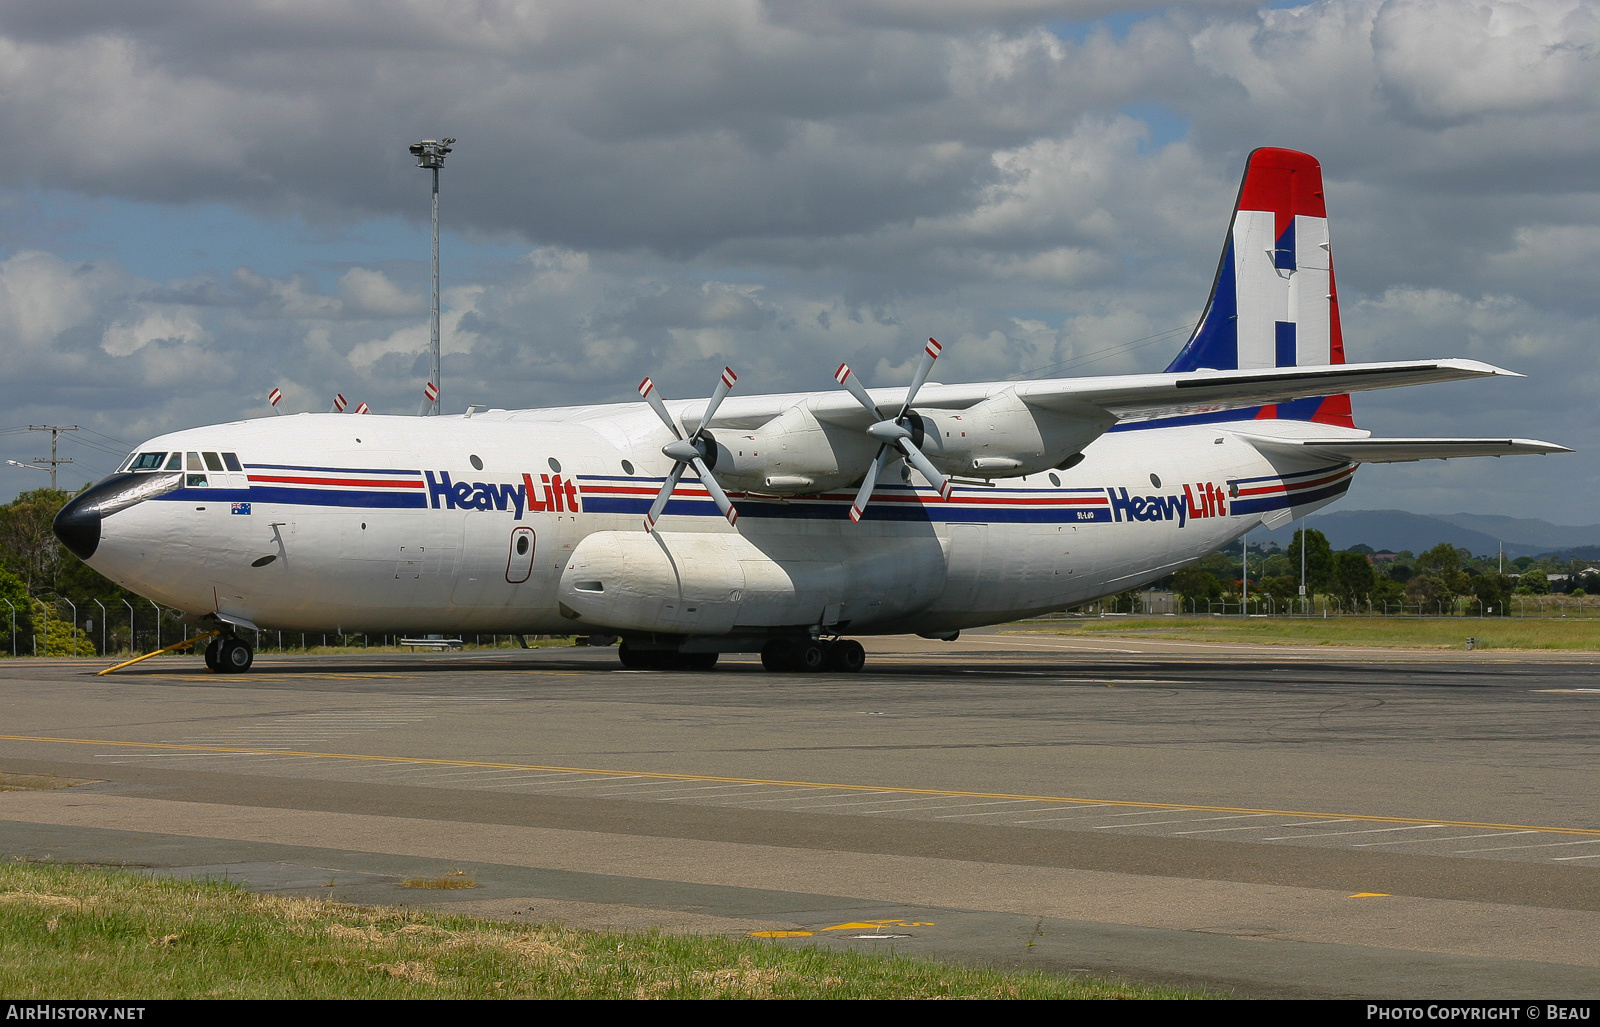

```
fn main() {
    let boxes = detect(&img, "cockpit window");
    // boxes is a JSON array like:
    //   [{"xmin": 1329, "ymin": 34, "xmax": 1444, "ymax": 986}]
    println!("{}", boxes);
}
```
[
  {"xmin": 165, "ymin": 453, "xmax": 182, "ymax": 470},
  {"xmin": 203, "ymin": 452, "xmax": 224, "ymax": 471},
  {"xmin": 129, "ymin": 452, "xmax": 168, "ymax": 471},
  {"xmin": 187, "ymin": 452, "xmax": 204, "ymax": 471},
  {"xmin": 222, "ymin": 453, "xmax": 242, "ymax": 471}
]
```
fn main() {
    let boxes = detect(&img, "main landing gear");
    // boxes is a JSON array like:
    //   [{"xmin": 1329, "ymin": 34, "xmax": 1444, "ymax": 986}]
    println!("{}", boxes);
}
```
[
  {"xmin": 203, "ymin": 634, "xmax": 254, "ymax": 674},
  {"xmin": 617, "ymin": 642, "xmax": 718, "ymax": 672},
  {"xmin": 614, "ymin": 636, "xmax": 866, "ymax": 673},
  {"xmin": 760, "ymin": 638, "xmax": 865, "ymax": 674}
]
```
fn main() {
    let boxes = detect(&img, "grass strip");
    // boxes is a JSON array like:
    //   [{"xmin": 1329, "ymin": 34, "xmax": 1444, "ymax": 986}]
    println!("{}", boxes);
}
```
[
  {"xmin": 0, "ymin": 862, "xmax": 1203, "ymax": 999},
  {"xmin": 1014, "ymin": 616, "xmax": 1600, "ymax": 651}
]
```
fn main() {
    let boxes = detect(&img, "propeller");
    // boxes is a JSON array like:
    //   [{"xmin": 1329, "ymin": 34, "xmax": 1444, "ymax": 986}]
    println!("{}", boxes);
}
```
[
  {"xmin": 834, "ymin": 338, "xmax": 953, "ymax": 523},
  {"xmin": 638, "ymin": 367, "xmax": 740, "ymax": 532}
]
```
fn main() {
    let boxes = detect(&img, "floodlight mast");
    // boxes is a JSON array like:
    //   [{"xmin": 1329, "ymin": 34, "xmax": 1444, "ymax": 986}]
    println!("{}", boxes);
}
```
[{"xmin": 409, "ymin": 137, "xmax": 455, "ymax": 415}]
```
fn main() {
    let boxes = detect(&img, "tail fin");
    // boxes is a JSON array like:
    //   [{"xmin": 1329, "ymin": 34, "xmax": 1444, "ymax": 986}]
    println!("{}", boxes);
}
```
[{"xmin": 1165, "ymin": 147, "xmax": 1353, "ymax": 428}]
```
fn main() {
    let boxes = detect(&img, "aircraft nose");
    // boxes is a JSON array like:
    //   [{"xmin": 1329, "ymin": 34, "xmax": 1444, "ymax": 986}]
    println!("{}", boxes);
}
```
[{"xmin": 54, "ymin": 491, "xmax": 102, "ymax": 560}]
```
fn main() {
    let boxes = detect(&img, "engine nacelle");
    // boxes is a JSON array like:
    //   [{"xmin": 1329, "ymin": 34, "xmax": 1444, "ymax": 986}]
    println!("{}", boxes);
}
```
[
  {"xmin": 916, "ymin": 390, "xmax": 1112, "ymax": 479},
  {"xmin": 710, "ymin": 405, "xmax": 879, "ymax": 495}
]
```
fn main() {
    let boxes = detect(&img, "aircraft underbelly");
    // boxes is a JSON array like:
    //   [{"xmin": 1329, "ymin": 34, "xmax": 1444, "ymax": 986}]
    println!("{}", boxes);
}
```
[{"xmin": 557, "ymin": 529, "xmax": 946, "ymax": 634}]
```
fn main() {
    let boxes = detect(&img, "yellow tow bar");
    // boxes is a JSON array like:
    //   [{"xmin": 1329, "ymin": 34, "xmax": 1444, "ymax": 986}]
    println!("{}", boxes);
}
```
[{"xmin": 96, "ymin": 630, "xmax": 221, "ymax": 676}]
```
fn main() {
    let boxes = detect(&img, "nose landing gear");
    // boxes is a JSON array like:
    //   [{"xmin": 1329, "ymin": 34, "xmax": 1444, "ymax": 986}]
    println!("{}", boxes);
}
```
[{"xmin": 204, "ymin": 634, "xmax": 254, "ymax": 674}]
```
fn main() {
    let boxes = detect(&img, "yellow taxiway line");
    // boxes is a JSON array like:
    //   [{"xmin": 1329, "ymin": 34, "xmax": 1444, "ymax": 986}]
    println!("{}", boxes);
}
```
[{"xmin": 1, "ymin": 732, "xmax": 1596, "ymax": 837}]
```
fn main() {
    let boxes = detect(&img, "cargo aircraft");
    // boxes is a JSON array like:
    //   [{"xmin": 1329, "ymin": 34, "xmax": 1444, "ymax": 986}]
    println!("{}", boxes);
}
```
[{"xmin": 54, "ymin": 149, "xmax": 1567, "ymax": 673}]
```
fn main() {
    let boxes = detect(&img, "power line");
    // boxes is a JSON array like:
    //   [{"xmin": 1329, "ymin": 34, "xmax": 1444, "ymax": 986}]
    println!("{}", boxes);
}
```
[{"xmin": 1003, "ymin": 321, "xmax": 1198, "ymax": 382}]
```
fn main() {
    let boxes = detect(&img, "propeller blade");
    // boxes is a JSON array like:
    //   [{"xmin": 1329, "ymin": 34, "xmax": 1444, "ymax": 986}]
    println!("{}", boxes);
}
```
[
  {"xmin": 643, "ymin": 463, "xmax": 686, "ymax": 533},
  {"xmin": 895, "ymin": 438, "xmax": 954, "ymax": 501},
  {"xmin": 691, "ymin": 367, "xmax": 737, "ymax": 438},
  {"xmin": 897, "ymin": 337, "xmax": 942, "ymax": 419},
  {"xmin": 849, "ymin": 445, "xmax": 893, "ymax": 524},
  {"xmin": 691, "ymin": 457, "xmax": 739, "ymax": 525},
  {"xmin": 638, "ymin": 377, "xmax": 684, "ymax": 440},
  {"xmin": 834, "ymin": 363, "xmax": 881, "ymax": 419}
]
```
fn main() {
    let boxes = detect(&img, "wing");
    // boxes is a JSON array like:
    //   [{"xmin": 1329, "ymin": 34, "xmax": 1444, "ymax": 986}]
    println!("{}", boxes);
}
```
[
  {"xmin": 505, "ymin": 358, "xmax": 1522, "ymax": 441},
  {"xmin": 1236, "ymin": 435, "xmax": 1571, "ymax": 463}
]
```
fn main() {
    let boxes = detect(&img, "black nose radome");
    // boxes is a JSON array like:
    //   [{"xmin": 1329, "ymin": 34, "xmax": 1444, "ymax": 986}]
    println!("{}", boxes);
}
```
[
  {"xmin": 53, "ymin": 490, "xmax": 102, "ymax": 560},
  {"xmin": 52, "ymin": 470, "xmax": 183, "ymax": 562}
]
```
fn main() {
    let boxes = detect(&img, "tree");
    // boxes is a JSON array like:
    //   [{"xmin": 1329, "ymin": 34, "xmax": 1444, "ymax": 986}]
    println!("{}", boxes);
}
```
[
  {"xmin": 1330, "ymin": 551, "xmax": 1376, "ymax": 607},
  {"xmin": 1516, "ymin": 568, "xmax": 1550, "ymax": 595},
  {"xmin": 1408, "ymin": 542, "xmax": 1472, "ymax": 613},
  {"xmin": 1173, "ymin": 567, "xmax": 1223, "ymax": 610},
  {"xmin": 1287, "ymin": 528, "xmax": 1333, "ymax": 592},
  {"xmin": 0, "ymin": 488, "xmax": 130, "ymax": 604},
  {"xmin": 0, "ymin": 569, "xmax": 30, "ymax": 653}
]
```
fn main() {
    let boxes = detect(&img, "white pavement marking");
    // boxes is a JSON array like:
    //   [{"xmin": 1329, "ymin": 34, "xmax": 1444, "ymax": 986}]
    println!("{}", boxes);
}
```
[
  {"xmin": 1354, "ymin": 831, "xmax": 1538, "ymax": 848},
  {"xmin": 1103, "ymin": 813, "xmax": 1274, "ymax": 831},
  {"xmin": 1458, "ymin": 838, "xmax": 1600, "ymax": 854},
  {"xmin": 1262, "ymin": 824, "xmax": 1445, "ymax": 841}
]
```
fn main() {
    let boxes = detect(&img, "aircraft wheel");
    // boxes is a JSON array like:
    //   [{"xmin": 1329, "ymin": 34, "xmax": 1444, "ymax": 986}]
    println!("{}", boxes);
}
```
[
  {"xmin": 795, "ymin": 641, "xmax": 827, "ymax": 673},
  {"xmin": 203, "ymin": 637, "xmax": 223, "ymax": 672},
  {"xmin": 760, "ymin": 639, "xmax": 795, "ymax": 672},
  {"xmin": 618, "ymin": 641, "xmax": 652, "ymax": 669},
  {"xmin": 827, "ymin": 639, "xmax": 866, "ymax": 673},
  {"xmin": 674, "ymin": 652, "xmax": 718, "ymax": 672},
  {"xmin": 218, "ymin": 637, "xmax": 253, "ymax": 674}
]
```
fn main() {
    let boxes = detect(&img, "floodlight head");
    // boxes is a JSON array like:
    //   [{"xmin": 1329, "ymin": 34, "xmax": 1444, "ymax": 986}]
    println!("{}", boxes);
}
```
[{"xmin": 409, "ymin": 138, "xmax": 454, "ymax": 170}]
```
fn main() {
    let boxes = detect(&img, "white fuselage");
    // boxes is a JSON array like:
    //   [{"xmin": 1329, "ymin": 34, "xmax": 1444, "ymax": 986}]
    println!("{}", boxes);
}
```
[{"xmin": 81, "ymin": 408, "xmax": 1353, "ymax": 638}]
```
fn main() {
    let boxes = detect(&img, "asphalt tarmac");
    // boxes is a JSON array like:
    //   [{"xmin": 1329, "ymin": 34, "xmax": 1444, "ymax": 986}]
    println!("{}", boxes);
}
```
[{"xmin": 1, "ymin": 629, "xmax": 1597, "ymax": 998}]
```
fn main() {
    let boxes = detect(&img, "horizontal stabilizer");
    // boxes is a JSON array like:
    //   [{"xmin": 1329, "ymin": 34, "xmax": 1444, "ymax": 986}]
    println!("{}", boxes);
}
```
[{"xmin": 1237, "ymin": 435, "xmax": 1570, "ymax": 463}]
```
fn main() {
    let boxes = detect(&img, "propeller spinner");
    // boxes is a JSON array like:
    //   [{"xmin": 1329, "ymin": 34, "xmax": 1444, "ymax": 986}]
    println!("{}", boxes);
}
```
[
  {"xmin": 638, "ymin": 367, "xmax": 740, "ymax": 532},
  {"xmin": 834, "ymin": 338, "xmax": 954, "ymax": 523}
]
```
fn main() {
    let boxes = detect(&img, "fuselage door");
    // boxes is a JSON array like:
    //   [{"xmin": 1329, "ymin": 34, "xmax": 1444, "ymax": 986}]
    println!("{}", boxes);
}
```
[{"xmin": 505, "ymin": 527, "xmax": 536, "ymax": 584}]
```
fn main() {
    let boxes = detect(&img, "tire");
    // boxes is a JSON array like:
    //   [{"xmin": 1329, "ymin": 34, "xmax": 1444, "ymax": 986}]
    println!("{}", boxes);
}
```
[
  {"xmin": 219, "ymin": 637, "xmax": 253, "ymax": 673},
  {"xmin": 795, "ymin": 641, "xmax": 827, "ymax": 673},
  {"xmin": 827, "ymin": 639, "xmax": 866, "ymax": 672},
  {"xmin": 674, "ymin": 652, "xmax": 719, "ymax": 672},
  {"xmin": 203, "ymin": 637, "xmax": 223, "ymax": 672},
  {"xmin": 760, "ymin": 639, "xmax": 795, "ymax": 672},
  {"xmin": 618, "ymin": 641, "xmax": 649, "ymax": 668}
]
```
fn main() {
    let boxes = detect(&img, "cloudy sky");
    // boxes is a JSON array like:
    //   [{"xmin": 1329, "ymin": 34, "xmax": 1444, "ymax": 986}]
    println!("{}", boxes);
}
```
[{"xmin": 0, "ymin": 0, "xmax": 1594, "ymax": 521}]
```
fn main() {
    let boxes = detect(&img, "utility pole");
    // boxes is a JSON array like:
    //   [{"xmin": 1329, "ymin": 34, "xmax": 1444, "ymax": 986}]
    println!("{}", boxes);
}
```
[
  {"xmin": 409, "ymin": 137, "xmax": 455, "ymax": 416},
  {"xmin": 1299, "ymin": 516, "xmax": 1308, "ymax": 616},
  {"xmin": 1242, "ymin": 530, "xmax": 1249, "ymax": 615},
  {"xmin": 21, "ymin": 425, "xmax": 78, "ymax": 490}
]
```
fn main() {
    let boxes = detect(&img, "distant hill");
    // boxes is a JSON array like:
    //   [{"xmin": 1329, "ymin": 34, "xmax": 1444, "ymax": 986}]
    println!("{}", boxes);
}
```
[{"xmin": 1251, "ymin": 510, "xmax": 1600, "ymax": 560}]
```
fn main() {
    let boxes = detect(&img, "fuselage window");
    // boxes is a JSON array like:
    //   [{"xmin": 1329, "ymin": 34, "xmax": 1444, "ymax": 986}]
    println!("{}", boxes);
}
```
[
  {"xmin": 621, "ymin": 460, "xmax": 635, "ymax": 476},
  {"xmin": 548, "ymin": 457, "xmax": 561, "ymax": 473},
  {"xmin": 222, "ymin": 453, "xmax": 242, "ymax": 472},
  {"xmin": 203, "ymin": 452, "xmax": 225, "ymax": 472},
  {"xmin": 130, "ymin": 452, "xmax": 168, "ymax": 471}
]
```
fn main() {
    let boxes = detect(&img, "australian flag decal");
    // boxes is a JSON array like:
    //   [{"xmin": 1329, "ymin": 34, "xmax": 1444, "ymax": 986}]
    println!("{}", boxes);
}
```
[{"xmin": 231, "ymin": 502, "xmax": 251, "ymax": 515}]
